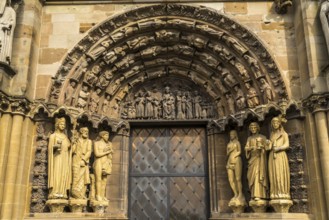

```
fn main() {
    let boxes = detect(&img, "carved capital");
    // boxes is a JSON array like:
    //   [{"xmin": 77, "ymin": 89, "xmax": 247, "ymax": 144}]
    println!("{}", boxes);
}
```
[
  {"xmin": 302, "ymin": 93, "xmax": 329, "ymax": 113},
  {"xmin": 0, "ymin": 92, "xmax": 31, "ymax": 114}
]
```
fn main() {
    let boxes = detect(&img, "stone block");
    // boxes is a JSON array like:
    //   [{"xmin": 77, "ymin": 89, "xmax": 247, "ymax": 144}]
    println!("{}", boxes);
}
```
[
  {"xmin": 52, "ymin": 13, "xmax": 75, "ymax": 22},
  {"xmin": 94, "ymin": 4, "xmax": 116, "ymax": 11},
  {"xmin": 39, "ymin": 48, "xmax": 67, "ymax": 64},
  {"xmin": 224, "ymin": 3, "xmax": 247, "ymax": 14},
  {"xmin": 48, "ymin": 35, "xmax": 68, "ymax": 48},
  {"xmin": 40, "ymin": 23, "xmax": 53, "ymax": 35},
  {"xmin": 37, "ymin": 63, "xmax": 61, "ymax": 76},
  {"xmin": 79, "ymin": 23, "xmax": 95, "ymax": 34},
  {"xmin": 247, "ymin": 2, "xmax": 269, "ymax": 15},
  {"xmin": 52, "ymin": 22, "xmax": 79, "ymax": 35},
  {"xmin": 35, "ymin": 75, "xmax": 52, "ymax": 99}
]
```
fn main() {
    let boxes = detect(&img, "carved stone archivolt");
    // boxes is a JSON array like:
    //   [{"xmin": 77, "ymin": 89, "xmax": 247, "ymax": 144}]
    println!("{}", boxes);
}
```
[{"xmin": 46, "ymin": 4, "xmax": 288, "ymax": 122}]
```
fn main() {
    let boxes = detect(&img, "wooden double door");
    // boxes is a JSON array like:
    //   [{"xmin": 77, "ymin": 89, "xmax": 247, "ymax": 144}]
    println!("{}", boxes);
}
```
[{"xmin": 129, "ymin": 127, "xmax": 209, "ymax": 220}]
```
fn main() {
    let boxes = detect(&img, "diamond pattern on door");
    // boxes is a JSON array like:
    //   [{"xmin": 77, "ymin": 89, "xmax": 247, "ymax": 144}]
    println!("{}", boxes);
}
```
[
  {"xmin": 169, "ymin": 128, "xmax": 205, "ymax": 174},
  {"xmin": 131, "ymin": 128, "xmax": 168, "ymax": 174},
  {"xmin": 129, "ymin": 127, "xmax": 208, "ymax": 220},
  {"xmin": 130, "ymin": 177, "xmax": 168, "ymax": 220},
  {"xmin": 169, "ymin": 177, "xmax": 207, "ymax": 220}
]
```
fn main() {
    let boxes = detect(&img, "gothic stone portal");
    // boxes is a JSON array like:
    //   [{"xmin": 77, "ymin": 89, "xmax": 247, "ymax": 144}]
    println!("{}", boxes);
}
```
[{"xmin": 129, "ymin": 127, "xmax": 208, "ymax": 220}]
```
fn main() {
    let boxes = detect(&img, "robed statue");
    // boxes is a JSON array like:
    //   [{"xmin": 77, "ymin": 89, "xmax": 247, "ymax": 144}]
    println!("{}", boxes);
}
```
[
  {"xmin": 245, "ymin": 122, "xmax": 268, "ymax": 202},
  {"xmin": 48, "ymin": 117, "xmax": 72, "ymax": 199},
  {"xmin": 71, "ymin": 127, "xmax": 92, "ymax": 199},
  {"xmin": 0, "ymin": 0, "xmax": 16, "ymax": 65},
  {"xmin": 268, "ymin": 116, "xmax": 291, "ymax": 200}
]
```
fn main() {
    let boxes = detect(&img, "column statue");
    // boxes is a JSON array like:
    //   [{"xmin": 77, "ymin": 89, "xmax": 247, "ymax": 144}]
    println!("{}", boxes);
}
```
[
  {"xmin": 267, "ymin": 116, "xmax": 293, "ymax": 212},
  {"xmin": 320, "ymin": 1, "xmax": 329, "ymax": 57},
  {"xmin": 92, "ymin": 131, "xmax": 113, "ymax": 202},
  {"xmin": 69, "ymin": 127, "xmax": 92, "ymax": 212},
  {"xmin": 71, "ymin": 127, "xmax": 92, "ymax": 199},
  {"xmin": 245, "ymin": 122, "xmax": 269, "ymax": 212},
  {"xmin": 46, "ymin": 117, "xmax": 72, "ymax": 212},
  {"xmin": 0, "ymin": 1, "xmax": 16, "ymax": 65},
  {"xmin": 226, "ymin": 130, "xmax": 246, "ymax": 213}
]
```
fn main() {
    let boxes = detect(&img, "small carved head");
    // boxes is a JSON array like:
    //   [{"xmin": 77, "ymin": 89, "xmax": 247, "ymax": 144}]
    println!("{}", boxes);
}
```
[
  {"xmin": 55, "ymin": 117, "xmax": 66, "ymax": 131},
  {"xmin": 229, "ymin": 130, "xmax": 238, "ymax": 140},
  {"xmin": 249, "ymin": 122, "xmax": 260, "ymax": 134},
  {"xmin": 99, "ymin": 131, "xmax": 109, "ymax": 142},
  {"xmin": 79, "ymin": 127, "xmax": 89, "ymax": 139}
]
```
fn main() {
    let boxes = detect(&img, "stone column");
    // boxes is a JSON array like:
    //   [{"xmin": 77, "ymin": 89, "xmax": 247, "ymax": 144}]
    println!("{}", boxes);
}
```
[
  {"xmin": 12, "ymin": 117, "xmax": 35, "ymax": 219},
  {"xmin": 119, "ymin": 127, "xmax": 129, "ymax": 215},
  {"xmin": 207, "ymin": 124, "xmax": 219, "ymax": 217},
  {"xmin": 0, "ymin": 114, "xmax": 13, "ymax": 206},
  {"xmin": 314, "ymin": 109, "xmax": 329, "ymax": 215},
  {"xmin": 0, "ymin": 114, "xmax": 24, "ymax": 219}
]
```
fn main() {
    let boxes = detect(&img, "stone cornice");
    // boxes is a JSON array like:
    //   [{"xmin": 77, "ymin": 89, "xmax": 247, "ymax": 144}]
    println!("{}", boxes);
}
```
[{"xmin": 302, "ymin": 93, "xmax": 329, "ymax": 113}]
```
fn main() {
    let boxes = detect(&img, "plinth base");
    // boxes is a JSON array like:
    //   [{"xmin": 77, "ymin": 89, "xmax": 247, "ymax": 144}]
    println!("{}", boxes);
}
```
[
  {"xmin": 270, "ymin": 199, "xmax": 293, "ymax": 213},
  {"xmin": 249, "ymin": 199, "xmax": 268, "ymax": 213},
  {"xmin": 228, "ymin": 198, "xmax": 247, "ymax": 213},
  {"xmin": 68, "ymin": 199, "xmax": 87, "ymax": 213},
  {"xmin": 46, "ymin": 199, "xmax": 68, "ymax": 213},
  {"xmin": 90, "ymin": 200, "xmax": 109, "ymax": 213}
]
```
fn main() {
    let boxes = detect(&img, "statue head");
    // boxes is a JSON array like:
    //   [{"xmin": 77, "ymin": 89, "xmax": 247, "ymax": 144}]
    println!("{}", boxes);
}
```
[
  {"xmin": 229, "ymin": 130, "xmax": 238, "ymax": 140},
  {"xmin": 249, "ymin": 122, "xmax": 259, "ymax": 134},
  {"xmin": 79, "ymin": 127, "xmax": 89, "ymax": 139},
  {"xmin": 99, "ymin": 131, "xmax": 109, "ymax": 142},
  {"xmin": 55, "ymin": 117, "xmax": 66, "ymax": 132},
  {"xmin": 271, "ymin": 117, "xmax": 282, "ymax": 131}
]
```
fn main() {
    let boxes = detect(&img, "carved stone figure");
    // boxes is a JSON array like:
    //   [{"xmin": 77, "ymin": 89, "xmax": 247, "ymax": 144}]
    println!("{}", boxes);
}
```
[
  {"xmin": 208, "ymin": 43, "xmax": 233, "ymax": 62},
  {"xmin": 193, "ymin": 90, "xmax": 202, "ymax": 119},
  {"xmin": 135, "ymin": 92, "xmax": 145, "ymax": 119},
  {"xmin": 71, "ymin": 58, "xmax": 90, "ymax": 82},
  {"xmin": 76, "ymin": 85, "xmax": 90, "ymax": 110},
  {"xmin": 71, "ymin": 127, "xmax": 92, "ymax": 199},
  {"xmin": 155, "ymin": 30, "xmax": 180, "ymax": 42},
  {"xmin": 216, "ymin": 98, "xmax": 225, "ymax": 117},
  {"xmin": 144, "ymin": 91, "xmax": 153, "ymax": 119},
  {"xmin": 245, "ymin": 82, "xmax": 260, "ymax": 108},
  {"xmin": 195, "ymin": 24, "xmax": 224, "ymax": 39},
  {"xmin": 110, "ymin": 98, "xmax": 121, "ymax": 118},
  {"xmin": 102, "ymin": 94, "xmax": 111, "ymax": 115},
  {"xmin": 321, "ymin": 1, "xmax": 329, "ymax": 57},
  {"xmin": 234, "ymin": 86, "xmax": 246, "ymax": 110},
  {"xmin": 245, "ymin": 122, "xmax": 269, "ymax": 211},
  {"xmin": 162, "ymin": 86, "xmax": 175, "ymax": 119},
  {"xmin": 221, "ymin": 68, "xmax": 237, "ymax": 87},
  {"xmin": 222, "ymin": 35, "xmax": 247, "ymax": 55},
  {"xmin": 64, "ymin": 81, "xmax": 77, "ymax": 106},
  {"xmin": 230, "ymin": 59, "xmax": 250, "ymax": 81},
  {"xmin": 267, "ymin": 116, "xmax": 292, "ymax": 212},
  {"xmin": 243, "ymin": 54, "xmax": 263, "ymax": 78},
  {"xmin": 47, "ymin": 117, "xmax": 72, "ymax": 200},
  {"xmin": 93, "ymin": 131, "xmax": 113, "ymax": 201},
  {"xmin": 211, "ymin": 74, "xmax": 228, "ymax": 94},
  {"xmin": 152, "ymin": 97, "xmax": 160, "ymax": 119},
  {"xmin": 86, "ymin": 41, "xmax": 110, "ymax": 60},
  {"xmin": 224, "ymin": 94, "xmax": 234, "ymax": 115},
  {"xmin": 0, "ymin": 3, "xmax": 16, "ymax": 64},
  {"xmin": 107, "ymin": 77, "xmax": 124, "ymax": 96},
  {"xmin": 185, "ymin": 91, "xmax": 193, "ymax": 119},
  {"xmin": 259, "ymin": 78, "xmax": 274, "ymax": 103},
  {"xmin": 89, "ymin": 88, "xmax": 102, "ymax": 114},
  {"xmin": 227, "ymin": 130, "xmax": 246, "ymax": 212},
  {"xmin": 176, "ymin": 91, "xmax": 184, "ymax": 119}
]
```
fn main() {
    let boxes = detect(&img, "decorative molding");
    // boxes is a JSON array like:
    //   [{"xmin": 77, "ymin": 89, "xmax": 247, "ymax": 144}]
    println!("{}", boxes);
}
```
[
  {"xmin": 302, "ymin": 93, "xmax": 329, "ymax": 113},
  {"xmin": 47, "ymin": 4, "xmax": 289, "ymax": 122},
  {"xmin": 0, "ymin": 91, "xmax": 31, "ymax": 114}
]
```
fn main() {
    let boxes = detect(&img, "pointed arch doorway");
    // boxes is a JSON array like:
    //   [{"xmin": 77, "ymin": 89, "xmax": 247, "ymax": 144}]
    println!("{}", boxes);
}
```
[{"xmin": 129, "ymin": 125, "xmax": 209, "ymax": 220}]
